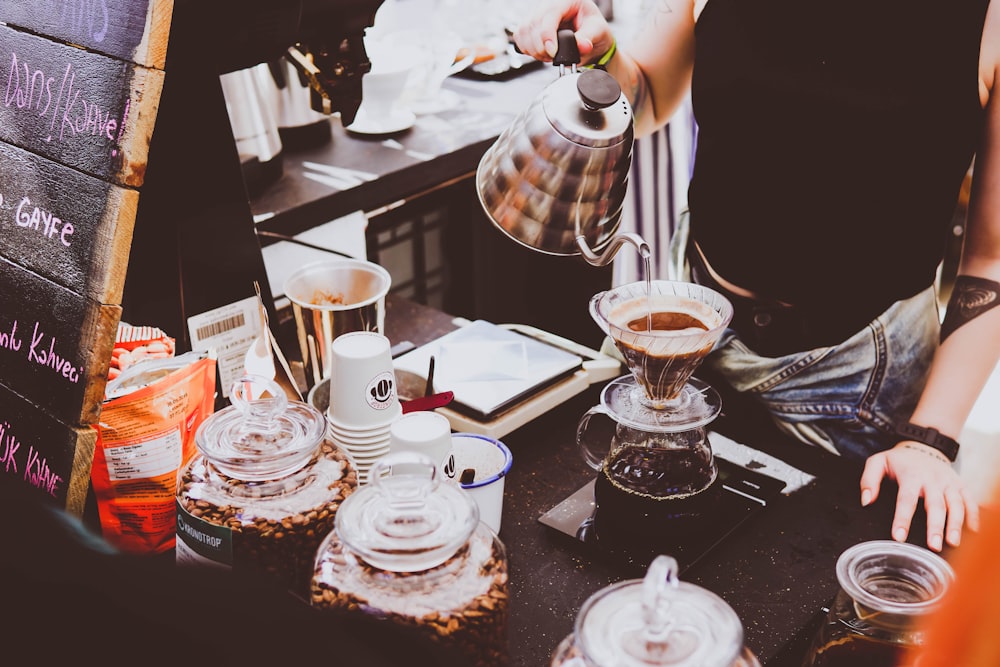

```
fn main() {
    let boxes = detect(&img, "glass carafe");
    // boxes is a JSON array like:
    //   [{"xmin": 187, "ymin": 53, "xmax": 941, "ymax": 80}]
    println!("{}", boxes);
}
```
[
  {"xmin": 577, "ymin": 374, "xmax": 723, "ymax": 548},
  {"xmin": 551, "ymin": 555, "xmax": 760, "ymax": 666}
]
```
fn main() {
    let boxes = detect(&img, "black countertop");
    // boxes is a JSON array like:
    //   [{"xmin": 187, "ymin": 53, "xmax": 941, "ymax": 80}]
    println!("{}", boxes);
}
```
[
  {"xmin": 250, "ymin": 66, "xmax": 553, "ymax": 241},
  {"xmin": 382, "ymin": 297, "xmax": 935, "ymax": 667}
]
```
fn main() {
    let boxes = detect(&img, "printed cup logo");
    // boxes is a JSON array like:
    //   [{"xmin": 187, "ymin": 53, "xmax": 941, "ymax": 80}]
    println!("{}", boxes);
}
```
[{"xmin": 366, "ymin": 371, "xmax": 396, "ymax": 410}]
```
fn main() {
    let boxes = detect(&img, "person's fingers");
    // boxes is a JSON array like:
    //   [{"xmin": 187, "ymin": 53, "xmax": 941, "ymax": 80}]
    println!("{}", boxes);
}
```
[
  {"xmin": 963, "ymin": 486, "xmax": 981, "ymax": 533},
  {"xmin": 859, "ymin": 454, "xmax": 887, "ymax": 507},
  {"xmin": 891, "ymin": 483, "xmax": 920, "ymax": 544},
  {"xmin": 513, "ymin": 0, "xmax": 611, "ymax": 61},
  {"xmin": 537, "ymin": 2, "xmax": 584, "ymax": 58},
  {"xmin": 942, "ymin": 486, "xmax": 966, "ymax": 548},
  {"xmin": 922, "ymin": 486, "xmax": 948, "ymax": 552}
]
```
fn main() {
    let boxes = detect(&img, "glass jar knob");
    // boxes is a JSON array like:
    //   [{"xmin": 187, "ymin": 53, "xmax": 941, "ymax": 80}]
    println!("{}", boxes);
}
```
[{"xmin": 624, "ymin": 555, "xmax": 684, "ymax": 662}]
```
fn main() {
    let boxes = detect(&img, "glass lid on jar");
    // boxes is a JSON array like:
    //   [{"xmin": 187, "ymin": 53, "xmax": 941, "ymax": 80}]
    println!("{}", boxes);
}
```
[
  {"xmin": 195, "ymin": 375, "xmax": 327, "ymax": 481},
  {"xmin": 335, "ymin": 452, "xmax": 479, "ymax": 572},
  {"xmin": 576, "ymin": 555, "xmax": 746, "ymax": 667}
]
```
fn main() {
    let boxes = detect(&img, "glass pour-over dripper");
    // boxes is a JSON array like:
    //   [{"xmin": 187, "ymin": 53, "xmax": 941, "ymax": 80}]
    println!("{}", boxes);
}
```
[{"xmin": 590, "ymin": 280, "xmax": 733, "ymax": 426}]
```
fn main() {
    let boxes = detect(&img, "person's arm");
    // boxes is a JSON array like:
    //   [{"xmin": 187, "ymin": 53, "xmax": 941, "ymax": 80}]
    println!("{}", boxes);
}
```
[
  {"xmin": 860, "ymin": 1, "xmax": 1000, "ymax": 552},
  {"xmin": 513, "ymin": 0, "xmax": 696, "ymax": 137}
]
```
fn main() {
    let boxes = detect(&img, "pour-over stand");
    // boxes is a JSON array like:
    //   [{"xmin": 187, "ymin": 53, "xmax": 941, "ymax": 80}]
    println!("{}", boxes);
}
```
[{"xmin": 539, "ymin": 280, "xmax": 787, "ymax": 576}]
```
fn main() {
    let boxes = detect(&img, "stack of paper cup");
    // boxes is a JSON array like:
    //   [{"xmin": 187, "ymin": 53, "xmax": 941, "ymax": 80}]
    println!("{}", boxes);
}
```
[{"xmin": 326, "ymin": 331, "xmax": 402, "ymax": 484}]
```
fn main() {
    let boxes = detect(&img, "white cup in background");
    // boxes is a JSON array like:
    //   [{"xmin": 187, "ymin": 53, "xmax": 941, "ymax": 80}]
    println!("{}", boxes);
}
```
[
  {"xmin": 327, "ymin": 331, "xmax": 402, "ymax": 430},
  {"xmin": 449, "ymin": 433, "xmax": 513, "ymax": 534},
  {"xmin": 389, "ymin": 411, "xmax": 454, "ymax": 474},
  {"xmin": 360, "ymin": 66, "xmax": 412, "ymax": 123},
  {"xmin": 359, "ymin": 35, "xmax": 414, "ymax": 123}
]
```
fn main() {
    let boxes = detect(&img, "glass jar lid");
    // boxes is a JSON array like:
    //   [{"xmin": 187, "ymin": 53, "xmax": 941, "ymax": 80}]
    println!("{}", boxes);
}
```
[
  {"xmin": 836, "ymin": 540, "xmax": 955, "ymax": 624},
  {"xmin": 576, "ymin": 555, "xmax": 746, "ymax": 666},
  {"xmin": 195, "ymin": 375, "xmax": 327, "ymax": 481},
  {"xmin": 335, "ymin": 452, "xmax": 479, "ymax": 572}
]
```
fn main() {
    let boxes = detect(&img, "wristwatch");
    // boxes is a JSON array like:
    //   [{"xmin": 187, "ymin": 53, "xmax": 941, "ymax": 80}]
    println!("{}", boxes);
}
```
[{"xmin": 895, "ymin": 422, "xmax": 960, "ymax": 462}]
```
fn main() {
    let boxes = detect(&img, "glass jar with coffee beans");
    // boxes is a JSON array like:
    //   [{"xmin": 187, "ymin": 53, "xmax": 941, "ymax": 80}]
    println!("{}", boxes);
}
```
[
  {"xmin": 311, "ymin": 452, "xmax": 509, "ymax": 667},
  {"xmin": 176, "ymin": 375, "xmax": 358, "ymax": 599}
]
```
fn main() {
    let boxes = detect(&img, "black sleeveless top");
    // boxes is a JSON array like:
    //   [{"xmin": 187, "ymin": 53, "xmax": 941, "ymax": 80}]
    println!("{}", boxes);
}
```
[{"xmin": 689, "ymin": 0, "xmax": 989, "ymax": 327}]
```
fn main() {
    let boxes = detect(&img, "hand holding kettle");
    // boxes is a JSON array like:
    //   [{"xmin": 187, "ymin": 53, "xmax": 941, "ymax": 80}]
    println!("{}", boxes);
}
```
[
  {"xmin": 512, "ymin": 0, "xmax": 615, "ymax": 66},
  {"xmin": 476, "ymin": 22, "xmax": 649, "ymax": 266}
]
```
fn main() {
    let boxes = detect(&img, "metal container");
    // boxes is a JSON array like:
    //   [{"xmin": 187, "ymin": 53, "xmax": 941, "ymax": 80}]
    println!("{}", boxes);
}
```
[
  {"xmin": 476, "ymin": 30, "xmax": 644, "ymax": 266},
  {"xmin": 282, "ymin": 258, "xmax": 391, "ymax": 391}
]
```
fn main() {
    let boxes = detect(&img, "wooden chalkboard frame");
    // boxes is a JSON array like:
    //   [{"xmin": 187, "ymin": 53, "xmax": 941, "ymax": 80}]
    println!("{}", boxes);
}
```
[
  {"xmin": 0, "ymin": 0, "xmax": 171, "ymax": 515},
  {"xmin": 0, "ymin": 0, "xmax": 174, "ymax": 69}
]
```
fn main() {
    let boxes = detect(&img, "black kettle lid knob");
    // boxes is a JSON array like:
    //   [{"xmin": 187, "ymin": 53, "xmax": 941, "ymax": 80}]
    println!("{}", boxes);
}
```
[
  {"xmin": 552, "ymin": 29, "xmax": 581, "ymax": 66},
  {"xmin": 577, "ymin": 69, "xmax": 621, "ymax": 109}
]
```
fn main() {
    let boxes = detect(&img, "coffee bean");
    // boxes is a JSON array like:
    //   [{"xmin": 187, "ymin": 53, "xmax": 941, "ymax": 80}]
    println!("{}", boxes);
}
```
[
  {"xmin": 178, "ymin": 438, "xmax": 357, "ymax": 599},
  {"xmin": 310, "ymin": 526, "xmax": 510, "ymax": 666}
]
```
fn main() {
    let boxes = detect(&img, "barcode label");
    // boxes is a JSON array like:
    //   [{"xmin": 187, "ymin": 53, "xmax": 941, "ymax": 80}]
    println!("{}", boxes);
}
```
[
  {"xmin": 195, "ymin": 313, "xmax": 246, "ymax": 341},
  {"xmin": 187, "ymin": 297, "xmax": 262, "ymax": 391}
]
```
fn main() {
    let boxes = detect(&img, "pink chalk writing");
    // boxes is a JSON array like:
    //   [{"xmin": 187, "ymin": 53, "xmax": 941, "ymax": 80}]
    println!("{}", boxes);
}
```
[
  {"xmin": 15, "ymin": 196, "xmax": 75, "ymax": 247},
  {"xmin": 28, "ymin": 321, "xmax": 81, "ymax": 384},
  {"xmin": 25, "ymin": 445, "xmax": 63, "ymax": 497},
  {"xmin": 5, "ymin": 51, "xmax": 129, "ymax": 146},
  {"xmin": 57, "ymin": 0, "xmax": 111, "ymax": 44},
  {"xmin": 0, "ymin": 420, "xmax": 21, "ymax": 475},
  {"xmin": 0, "ymin": 319, "xmax": 21, "ymax": 352}
]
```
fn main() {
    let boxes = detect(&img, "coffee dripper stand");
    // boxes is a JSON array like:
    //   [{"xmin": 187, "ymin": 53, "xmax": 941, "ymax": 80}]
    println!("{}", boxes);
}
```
[{"xmin": 539, "ymin": 281, "xmax": 788, "ymax": 575}]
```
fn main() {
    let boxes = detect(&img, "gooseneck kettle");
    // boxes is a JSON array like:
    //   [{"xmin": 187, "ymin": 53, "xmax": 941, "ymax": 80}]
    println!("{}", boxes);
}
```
[{"xmin": 475, "ymin": 30, "xmax": 648, "ymax": 267}]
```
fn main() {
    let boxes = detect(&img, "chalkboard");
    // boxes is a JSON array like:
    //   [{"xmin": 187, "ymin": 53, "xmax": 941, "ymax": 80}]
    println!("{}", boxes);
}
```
[
  {"xmin": 0, "ymin": 0, "xmax": 170, "ymax": 514},
  {"xmin": 0, "ymin": 140, "xmax": 138, "ymax": 304},
  {"xmin": 0, "ymin": 383, "xmax": 97, "ymax": 516},
  {"xmin": 0, "ymin": 22, "xmax": 165, "ymax": 187},
  {"xmin": 0, "ymin": 255, "xmax": 120, "ymax": 425},
  {"xmin": 0, "ymin": 0, "xmax": 173, "ymax": 68}
]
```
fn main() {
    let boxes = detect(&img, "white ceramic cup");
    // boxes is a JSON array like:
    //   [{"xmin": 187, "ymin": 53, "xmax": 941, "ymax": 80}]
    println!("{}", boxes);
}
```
[
  {"xmin": 360, "ymin": 36, "xmax": 413, "ymax": 123},
  {"xmin": 389, "ymin": 411, "xmax": 454, "ymax": 474},
  {"xmin": 361, "ymin": 68, "xmax": 411, "ymax": 122},
  {"xmin": 328, "ymin": 331, "xmax": 403, "ymax": 430},
  {"xmin": 449, "ymin": 433, "xmax": 513, "ymax": 534}
]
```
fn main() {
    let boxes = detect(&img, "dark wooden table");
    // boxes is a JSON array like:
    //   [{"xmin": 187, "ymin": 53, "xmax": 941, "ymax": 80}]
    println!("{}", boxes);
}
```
[{"xmin": 381, "ymin": 296, "xmax": 931, "ymax": 667}]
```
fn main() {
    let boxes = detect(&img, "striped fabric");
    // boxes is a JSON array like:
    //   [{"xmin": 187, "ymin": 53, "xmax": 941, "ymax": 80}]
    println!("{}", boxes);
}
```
[{"xmin": 613, "ymin": 95, "xmax": 697, "ymax": 286}]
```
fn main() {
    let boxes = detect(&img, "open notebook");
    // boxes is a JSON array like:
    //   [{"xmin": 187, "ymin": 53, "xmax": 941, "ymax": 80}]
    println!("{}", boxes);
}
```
[{"xmin": 392, "ymin": 320, "xmax": 584, "ymax": 421}]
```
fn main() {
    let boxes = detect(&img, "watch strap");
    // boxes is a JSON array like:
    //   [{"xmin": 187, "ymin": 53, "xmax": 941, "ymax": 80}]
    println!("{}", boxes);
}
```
[{"xmin": 895, "ymin": 422, "xmax": 960, "ymax": 462}]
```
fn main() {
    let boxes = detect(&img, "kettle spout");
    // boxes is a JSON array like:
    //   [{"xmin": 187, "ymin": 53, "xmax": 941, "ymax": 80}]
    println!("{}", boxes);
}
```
[{"xmin": 575, "ymin": 233, "xmax": 650, "ymax": 267}]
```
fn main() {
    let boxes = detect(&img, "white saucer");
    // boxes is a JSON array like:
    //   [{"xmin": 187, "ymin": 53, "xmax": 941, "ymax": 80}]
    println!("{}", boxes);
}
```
[{"xmin": 346, "ymin": 106, "xmax": 416, "ymax": 135}]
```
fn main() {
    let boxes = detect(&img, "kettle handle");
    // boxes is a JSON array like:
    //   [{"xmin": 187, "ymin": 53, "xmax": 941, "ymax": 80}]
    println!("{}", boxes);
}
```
[{"xmin": 553, "ymin": 29, "xmax": 581, "ymax": 68}]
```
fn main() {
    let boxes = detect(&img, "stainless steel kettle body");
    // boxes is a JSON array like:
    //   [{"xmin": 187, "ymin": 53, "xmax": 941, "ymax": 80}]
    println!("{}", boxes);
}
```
[{"xmin": 476, "ymin": 62, "xmax": 640, "ymax": 265}]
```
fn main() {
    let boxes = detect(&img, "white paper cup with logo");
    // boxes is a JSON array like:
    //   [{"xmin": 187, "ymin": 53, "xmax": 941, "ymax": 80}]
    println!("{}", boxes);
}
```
[
  {"xmin": 448, "ymin": 433, "xmax": 513, "ymax": 534},
  {"xmin": 389, "ymin": 411, "xmax": 453, "ymax": 475},
  {"xmin": 327, "ymin": 331, "xmax": 403, "ymax": 430}
]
